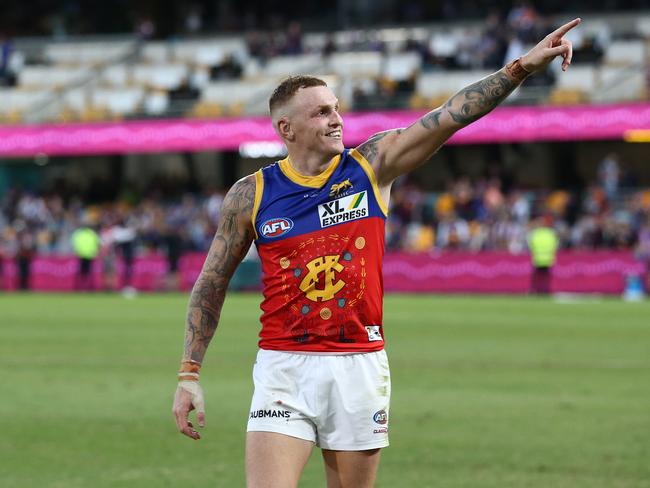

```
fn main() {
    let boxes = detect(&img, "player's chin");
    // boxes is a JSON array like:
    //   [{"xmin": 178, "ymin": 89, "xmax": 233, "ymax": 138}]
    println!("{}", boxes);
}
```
[{"xmin": 326, "ymin": 137, "xmax": 344, "ymax": 153}]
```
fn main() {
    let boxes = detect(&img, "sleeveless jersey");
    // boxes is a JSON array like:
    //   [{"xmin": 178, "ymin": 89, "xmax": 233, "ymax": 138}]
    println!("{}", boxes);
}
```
[{"xmin": 251, "ymin": 148, "xmax": 388, "ymax": 352}]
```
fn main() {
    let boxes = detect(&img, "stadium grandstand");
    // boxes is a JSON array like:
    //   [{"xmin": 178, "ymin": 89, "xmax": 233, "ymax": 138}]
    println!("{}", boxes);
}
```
[{"xmin": 1, "ymin": 0, "xmax": 650, "ymax": 294}]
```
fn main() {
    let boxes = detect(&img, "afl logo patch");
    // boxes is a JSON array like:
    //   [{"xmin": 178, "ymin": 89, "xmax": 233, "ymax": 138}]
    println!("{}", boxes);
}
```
[
  {"xmin": 373, "ymin": 410, "xmax": 388, "ymax": 425},
  {"xmin": 260, "ymin": 218, "xmax": 294, "ymax": 238}
]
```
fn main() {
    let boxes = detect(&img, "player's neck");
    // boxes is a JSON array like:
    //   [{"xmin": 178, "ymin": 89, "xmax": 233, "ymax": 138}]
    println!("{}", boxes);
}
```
[{"xmin": 286, "ymin": 149, "xmax": 339, "ymax": 176}]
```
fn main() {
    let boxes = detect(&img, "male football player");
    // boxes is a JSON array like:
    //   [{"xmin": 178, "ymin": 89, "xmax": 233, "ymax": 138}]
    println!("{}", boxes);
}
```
[{"xmin": 174, "ymin": 18, "xmax": 581, "ymax": 488}]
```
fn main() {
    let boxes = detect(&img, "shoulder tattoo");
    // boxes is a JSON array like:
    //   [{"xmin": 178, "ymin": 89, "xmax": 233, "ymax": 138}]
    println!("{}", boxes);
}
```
[{"xmin": 357, "ymin": 128, "xmax": 403, "ymax": 163}]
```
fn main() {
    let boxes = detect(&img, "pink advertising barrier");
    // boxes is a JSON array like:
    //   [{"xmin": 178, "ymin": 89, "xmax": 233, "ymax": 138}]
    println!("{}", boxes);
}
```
[
  {"xmin": 382, "ymin": 251, "xmax": 645, "ymax": 294},
  {"xmin": 1, "ymin": 253, "xmax": 215, "ymax": 292},
  {"xmin": 1, "ymin": 251, "xmax": 644, "ymax": 294},
  {"xmin": 1, "ymin": 103, "xmax": 649, "ymax": 157}
]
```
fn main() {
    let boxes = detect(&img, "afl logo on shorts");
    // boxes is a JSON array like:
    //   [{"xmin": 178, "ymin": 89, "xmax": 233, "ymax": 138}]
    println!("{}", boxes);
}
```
[
  {"xmin": 260, "ymin": 218, "xmax": 293, "ymax": 238},
  {"xmin": 373, "ymin": 410, "xmax": 388, "ymax": 425}
]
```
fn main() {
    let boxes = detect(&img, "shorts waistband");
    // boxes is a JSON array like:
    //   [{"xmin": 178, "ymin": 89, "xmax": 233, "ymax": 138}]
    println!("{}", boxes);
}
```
[{"xmin": 260, "ymin": 348, "xmax": 384, "ymax": 356}]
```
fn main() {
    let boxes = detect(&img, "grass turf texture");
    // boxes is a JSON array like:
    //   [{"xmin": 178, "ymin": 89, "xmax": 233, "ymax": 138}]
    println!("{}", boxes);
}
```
[{"xmin": 1, "ymin": 293, "xmax": 649, "ymax": 487}]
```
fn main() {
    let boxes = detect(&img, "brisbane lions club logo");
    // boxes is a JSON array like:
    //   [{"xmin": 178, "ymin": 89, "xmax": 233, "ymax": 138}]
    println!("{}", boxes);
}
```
[
  {"xmin": 329, "ymin": 179, "xmax": 353, "ymax": 197},
  {"xmin": 260, "ymin": 218, "xmax": 293, "ymax": 238}
]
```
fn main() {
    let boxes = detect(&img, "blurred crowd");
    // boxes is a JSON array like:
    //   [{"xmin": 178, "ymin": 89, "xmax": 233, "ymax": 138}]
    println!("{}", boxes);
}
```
[
  {"xmin": 239, "ymin": 3, "xmax": 605, "ymax": 111},
  {"xmin": 0, "ymin": 186, "xmax": 227, "ymax": 290},
  {"xmin": 2, "ymin": 169, "xmax": 650, "ymax": 291},
  {"xmin": 2, "ymin": 165, "xmax": 650, "ymax": 261},
  {"xmin": 4, "ymin": 0, "xmax": 647, "ymax": 38},
  {"xmin": 1, "ymin": 2, "xmax": 610, "ymax": 108},
  {"xmin": 387, "ymin": 176, "xmax": 650, "ymax": 254},
  {"xmin": 387, "ymin": 153, "xmax": 650, "ymax": 258},
  {"xmin": 0, "ymin": 187, "xmax": 223, "ymax": 261}
]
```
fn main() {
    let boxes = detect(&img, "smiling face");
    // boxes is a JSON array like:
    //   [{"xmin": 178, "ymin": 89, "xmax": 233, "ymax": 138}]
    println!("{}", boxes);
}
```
[{"xmin": 274, "ymin": 85, "xmax": 344, "ymax": 159}]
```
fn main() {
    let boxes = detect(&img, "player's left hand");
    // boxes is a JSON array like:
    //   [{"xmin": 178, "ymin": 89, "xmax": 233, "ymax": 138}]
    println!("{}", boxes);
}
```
[
  {"xmin": 521, "ymin": 18, "xmax": 581, "ymax": 73},
  {"xmin": 173, "ymin": 380, "xmax": 206, "ymax": 440}
]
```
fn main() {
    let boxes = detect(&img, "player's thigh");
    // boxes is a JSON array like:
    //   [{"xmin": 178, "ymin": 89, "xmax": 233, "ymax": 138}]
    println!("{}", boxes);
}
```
[
  {"xmin": 246, "ymin": 431, "xmax": 314, "ymax": 488},
  {"xmin": 321, "ymin": 448, "xmax": 382, "ymax": 488}
]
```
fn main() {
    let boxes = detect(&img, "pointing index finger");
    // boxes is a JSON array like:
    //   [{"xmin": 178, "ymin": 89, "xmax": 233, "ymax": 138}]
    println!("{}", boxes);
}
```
[{"xmin": 550, "ymin": 18, "xmax": 582, "ymax": 38}]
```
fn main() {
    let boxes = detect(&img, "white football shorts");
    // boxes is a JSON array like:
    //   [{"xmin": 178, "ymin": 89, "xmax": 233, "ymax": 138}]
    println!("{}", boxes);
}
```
[{"xmin": 247, "ymin": 349, "xmax": 391, "ymax": 450}]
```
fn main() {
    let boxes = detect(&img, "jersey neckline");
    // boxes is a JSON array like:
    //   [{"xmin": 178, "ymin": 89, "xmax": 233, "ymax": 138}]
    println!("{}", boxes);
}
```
[{"xmin": 278, "ymin": 153, "xmax": 343, "ymax": 189}]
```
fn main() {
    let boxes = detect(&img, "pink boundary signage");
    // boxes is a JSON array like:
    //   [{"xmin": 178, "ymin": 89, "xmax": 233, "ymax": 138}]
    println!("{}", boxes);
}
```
[
  {"xmin": 382, "ymin": 251, "xmax": 644, "ymax": 294},
  {"xmin": 1, "ymin": 251, "xmax": 644, "ymax": 294},
  {"xmin": 1, "ymin": 103, "xmax": 649, "ymax": 157}
]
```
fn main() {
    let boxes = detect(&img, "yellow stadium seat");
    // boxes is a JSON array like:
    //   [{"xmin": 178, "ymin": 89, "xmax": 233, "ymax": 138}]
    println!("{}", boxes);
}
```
[
  {"xmin": 548, "ymin": 88, "xmax": 589, "ymax": 105},
  {"xmin": 228, "ymin": 102, "xmax": 244, "ymax": 116},
  {"xmin": 189, "ymin": 101, "xmax": 223, "ymax": 119}
]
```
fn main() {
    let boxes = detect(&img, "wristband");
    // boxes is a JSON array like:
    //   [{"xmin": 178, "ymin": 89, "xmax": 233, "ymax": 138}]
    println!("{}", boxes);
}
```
[
  {"xmin": 178, "ymin": 359, "xmax": 201, "ymax": 381},
  {"xmin": 505, "ymin": 57, "xmax": 532, "ymax": 82}
]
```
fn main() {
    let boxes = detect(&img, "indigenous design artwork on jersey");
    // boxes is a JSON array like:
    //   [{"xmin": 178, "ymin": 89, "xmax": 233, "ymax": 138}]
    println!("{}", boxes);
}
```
[{"xmin": 278, "ymin": 233, "xmax": 368, "ymax": 342}]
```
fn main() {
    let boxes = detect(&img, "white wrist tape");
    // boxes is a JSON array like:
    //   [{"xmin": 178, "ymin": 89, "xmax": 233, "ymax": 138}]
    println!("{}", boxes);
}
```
[
  {"xmin": 178, "ymin": 380, "xmax": 205, "ymax": 414},
  {"xmin": 177, "ymin": 372, "xmax": 200, "ymax": 379}
]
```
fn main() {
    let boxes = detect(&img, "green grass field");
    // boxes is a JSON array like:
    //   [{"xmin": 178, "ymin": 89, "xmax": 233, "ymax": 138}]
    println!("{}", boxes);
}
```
[{"xmin": 1, "ymin": 293, "xmax": 649, "ymax": 487}]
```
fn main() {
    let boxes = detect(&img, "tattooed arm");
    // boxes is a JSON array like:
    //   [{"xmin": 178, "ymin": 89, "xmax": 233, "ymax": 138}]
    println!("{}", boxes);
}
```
[
  {"xmin": 183, "ymin": 175, "xmax": 256, "ymax": 363},
  {"xmin": 173, "ymin": 175, "xmax": 255, "ymax": 440},
  {"xmin": 355, "ymin": 18, "xmax": 581, "ymax": 187}
]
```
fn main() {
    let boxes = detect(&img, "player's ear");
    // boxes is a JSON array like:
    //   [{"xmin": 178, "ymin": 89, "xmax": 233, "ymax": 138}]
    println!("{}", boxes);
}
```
[{"xmin": 277, "ymin": 118, "xmax": 295, "ymax": 142}]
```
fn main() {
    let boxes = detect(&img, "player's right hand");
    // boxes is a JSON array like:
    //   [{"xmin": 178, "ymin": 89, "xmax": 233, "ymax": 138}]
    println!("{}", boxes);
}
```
[
  {"xmin": 521, "ymin": 18, "xmax": 581, "ymax": 73},
  {"xmin": 173, "ymin": 380, "xmax": 206, "ymax": 440}
]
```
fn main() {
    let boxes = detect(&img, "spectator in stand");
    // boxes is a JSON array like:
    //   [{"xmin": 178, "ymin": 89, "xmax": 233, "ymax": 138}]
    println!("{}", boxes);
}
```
[
  {"xmin": 503, "ymin": 32, "xmax": 527, "ymax": 70},
  {"xmin": 509, "ymin": 190, "xmax": 531, "ymax": 224},
  {"xmin": 453, "ymin": 177, "xmax": 477, "ymax": 221},
  {"xmin": 0, "ymin": 226, "xmax": 9, "ymax": 290},
  {"xmin": 587, "ymin": 186, "xmax": 609, "ymax": 216},
  {"xmin": 404, "ymin": 222, "xmax": 435, "ymax": 252},
  {"xmin": 210, "ymin": 55, "xmax": 243, "ymax": 80},
  {"xmin": 478, "ymin": 12, "xmax": 509, "ymax": 69},
  {"xmin": 507, "ymin": 1, "xmax": 540, "ymax": 44},
  {"xmin": 184, "ymin": 3, "xmax": 204, "ymax": 35},
  {"xmin": 437, "ymin": 211, "xmax": 471, "ymax": 250},
  {"xmin": 635, "ymin": 214, "xmax": 650, "ymax": 292},
  {"xmin": 163, "ymin": 223, "xmax": 184, "ymax": 291},
  {"xmin": 322, "ymin": 34, "xmax": 337, "ymax": 58},
  {"xmin": 0, "ymin": 34, "xmax": 14, "ymax": 86},
  {"xmin": 282, "ymin": 21, "xmax": 303, "ymax": 55},
  {"xmin": 99, "ymin": 221, "xmax": 118, "ymax": 292},
  {"xmin": 204, "ymin": 188, "xmax": 224, "ymax": 227},
  {"xmin": 15, "ymin": 223, "xmax": 35, "ymax": 290},
  {"xmin": 599, "ymin": 152, "xmax": 621, "ymax": 203},
  {"xmin": 135, "ymin": 16, "xmax": 155, "ymax": 40},
  {"xmin": 112, "ymin": 218, "xmax": 137, "ymax": 295},
  {"xmin": 163, "ymin": 195, "xmax": 196, "ymax": 291},
  {"xmin": 245, "ymin": 31, "xmax": 266, "ymax": 61}
]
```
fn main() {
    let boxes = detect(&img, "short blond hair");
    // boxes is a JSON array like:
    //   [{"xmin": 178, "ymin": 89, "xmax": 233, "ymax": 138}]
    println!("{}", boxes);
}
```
[{"xmin": 269, "ymin": 75, "xmax": 327, "ymax": 114}]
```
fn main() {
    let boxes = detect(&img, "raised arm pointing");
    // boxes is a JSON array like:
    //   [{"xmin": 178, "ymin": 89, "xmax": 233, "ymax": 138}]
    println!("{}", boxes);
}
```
[{"xmin": 356, "ymin": 18, "xmax": 582, "ymax": 186}]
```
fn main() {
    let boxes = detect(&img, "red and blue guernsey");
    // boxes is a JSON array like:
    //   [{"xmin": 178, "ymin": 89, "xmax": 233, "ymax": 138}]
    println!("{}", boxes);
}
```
[{"xmin": 251, "ymin": 148, "xmax": 388, "ymax": 352}]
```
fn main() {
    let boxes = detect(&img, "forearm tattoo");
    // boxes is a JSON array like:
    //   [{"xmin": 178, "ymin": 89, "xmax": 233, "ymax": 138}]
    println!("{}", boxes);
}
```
[
  {"xmin": 183, "ymin": 176, "xmax": 256, "ymax": 363},
  {"xmin": 420, "ymin": 68, "xmax": 519, "ymax": 129}
]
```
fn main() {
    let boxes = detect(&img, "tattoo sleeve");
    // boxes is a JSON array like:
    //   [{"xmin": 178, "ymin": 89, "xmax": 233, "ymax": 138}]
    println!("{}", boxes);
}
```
[
  {"xmin": 182, "ymin": 175, "xmax": 256, "ymax": 363},
  {"xmin": 419, "ymin": 67, "xmax": 521, "ymax": 130}
]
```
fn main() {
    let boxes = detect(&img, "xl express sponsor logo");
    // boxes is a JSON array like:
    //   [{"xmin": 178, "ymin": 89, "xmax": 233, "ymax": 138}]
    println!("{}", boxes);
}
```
[
  {"xmin": 319, "ymin": 191, "xmax": 368, "ymax": 228},
  {"xmin": 260, "ymin": 218, "xmax": 293, "ymax": 238}
]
